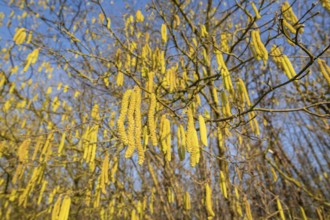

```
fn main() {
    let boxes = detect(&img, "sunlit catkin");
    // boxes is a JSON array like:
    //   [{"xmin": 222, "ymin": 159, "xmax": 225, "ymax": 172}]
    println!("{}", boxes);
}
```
[
  {"xmin": 220, "ymin": 91, "xmax": 231, "ymax": 117},
  {"xmin": 318, "ymin": 59, "xmax": 330, "ymax": 85},
  {"xmin": 244, "ymin": 196, "xmax": 253, "ymax": 220},
  {"xmin": 321, "ymin": 0, "xmax": 330, "ymax": 11},
  {"xmin": 281, "ymin": 2, "xmax": 298, "ymax": 25},
  {"xmin": 215, "ymin": 50, "xmax": 234, "ymax": 94},
  {"xmin": 165, "ymin": 119, "xmax": 171, "ymax": 162},
  {"xmin": 118, "ymin": 90, "xmax": 132, "ymax": 145},
  {"xmin": 250, "ymin": 30, "xmax": 268, "ymax": 64},
  {"xmin": 37, "ymin": 180, "xmax": 47, "ymax": 205},
  {"xmin": 184, "ymin": 191, "xmax": 191, "ymax": 211},
  {"xmin": 134, "ymin": 87, "xmax": 144, "ymax": 164},
  {"xmin": 277, "ymin": 197, "xmax": 286, "ymax": 220},
  {"xmin": 136, "ymin": 10, "xmax": 144, "ymax": 22},
  {"xmin": 13, "ymin": 28, "xmax": 26, "ymax": 44},
  {"xmin": 52, "ymin": 195, "xmax": 62, "ymax": 220},
  {"xmin": 198, "ymin": 115, "xmax": 208, "ymax": 147},
  {"xmin": 205, "ymin": 183, "xmax": 215, "ymax": 219},
  {"xmin": 219, "ymin": 171, "xmax": 228, "ymax": 199},
  {"xmin": 148, "ymin": 93, "xmax": 158, "ymax": 146},
  {"xmin": 161, "ymin": 23, "xmax": 167, "ymax": 43},
  {"xmin": 187, "ymin": 108, "xmax": 200, "ymax": 167},
  {"xmin": 58, "ymin": 195, "xmax": 71, "ymax": 220},
  {"xmin": 177, "ymin": 124, "xmax": 186, "ymax": 161},
  {"xmin": 125, "ymin": 90, "xmax": 136, "ymax": 158},
  {"xmin": 58, "ymin": 132, "xmax": 66, "ymax": 156},
  {"xmin": 251, "ymin": 2, "xmax": 261, "ymax": 19},
  {"xmin": 101, "ymin": 152, "xmax": 109, "ymax": 194}
]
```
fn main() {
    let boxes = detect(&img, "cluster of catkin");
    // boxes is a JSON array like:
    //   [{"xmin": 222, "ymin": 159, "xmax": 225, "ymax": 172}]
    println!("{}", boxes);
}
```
[
  {"xmin": 215, "ymin": 50, "xmax": 234, "ymax": 94},
  {"xmin": 23, "ymin": 49, "xmax": 39, "ymax": 72},
  {"xmin": 270, "ymin": 45, "xmax": 296, "ymax": 79},
  {"xmin": 250, "ymin": 30, "xmax": 268, "ymax": 65},
  {"xmin": 52, "ymin": 195, "xmax": 71, "ymax": 220},
  {"xmin": 118, "ymin": 87, "xmax": 144, "ymax": 164},
  {"xmin": 318, "ymin": 59, "xmax": 330, "ymax": 86},
  {"xmin": 281, "ymin": 2, "xmax": 304, "ymax": 46},
  {"xmin": 237, "ymin": 78, "xmax": 260, "ymax": 136},
  {"xmin": 281, "ymin": 2, "xmax": 303, "ymax": 34}
]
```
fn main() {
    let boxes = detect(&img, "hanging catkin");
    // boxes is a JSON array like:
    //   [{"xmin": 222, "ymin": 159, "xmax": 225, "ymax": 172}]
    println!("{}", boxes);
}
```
[
  {"xmin": 134, "ymin": 87, "xmax": 144, "ymax": 164},
  {"xmin": 205, "ymin": 183, "xmax": 215, "ymax": 219},
  {"xmin": 125, "ymin": 90, "xmax": 137, "ymax": 158},
  {"xmin": 101, "ymin": 152, "xmax": 109, "ymax": 194},
  {"xmin": 317, "ymin": 59, "xmax": 330, "ymax": 85},
  {"xmin": 13, "ymin": 28, "xmax": 27, "ymax": 44},
  {"xmin": 187, "ymin": 108, "xmax": 200, "ymax": 167},
  {"xmin": 177, "ymin": 124, "xmax": 186, "ymax": 161},
  {"xmin": 198, "ymin": 115, "xmax": 208, "ymax": 147},
  {"xmin": 161, "ymin": 23, "xmax": 167, "ymax": 43},
  {"xmin": 277, "ymin": 197, "xmax": 286, "ymax": 220},
  {"xmin": 118, "ymin": 90, "xmax": 132, "ymax": 145},
  {"xmin": 184, "ymin": 191, "xmax": 191, "ymax": 210},
  {"xmin": 148, "ymin": 93, "xmax": 158, "ymax": 146}
]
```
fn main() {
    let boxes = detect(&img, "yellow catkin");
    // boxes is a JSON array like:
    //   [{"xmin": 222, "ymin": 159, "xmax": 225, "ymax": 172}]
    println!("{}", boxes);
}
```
[
  {"xmin": 110, "ymin": 156, "xmax": 118, "ymax": 183},
  {"xmin": 219, "ymin": 171, "xmax": 228, "ymax": 199},
  {"xmin": 215, "ymin": 50, "xmax": 234, "ymax": 94},
  {"xmin": 212, "ymin": 87, "xmax": 219, "ymax": 105},
  {"xmin": 184, "ymin": 191, "xmax": 191, "ymax": 210},
  {"xmin": 125, "ymin": 90, "xmax": 137, "ymax": 158},
  {"xmin": 321, "ymin": 0, "xmax": 330, "ymax": 11},
  {"xmin": 177, "ymin": 124, "xmax": 186, "ymax": 161},
  {"xmin": 270, "ymin": 45, "xmax": 295, "ymax": 80},
  {"xmin": 281, "ymin": 2, "xmax": 298, "ymax": 25},
  {"xmin": 13, "ymin": 28, "xmax": 26, "ymax": 44},
  {"xmin": 237, "ymin": 78, "xmax": 251, "ymax": 109},
  {"xmin": 101, "ymin": 152, "xmax": 109, "ymax": 194},
  {"xmin": 58, "ymin": 132, "xmax": 66, "ymax": 156},
  {"xmin": 116, "ymin": 71, "xmax": 124, "ymax": 86},
  {"xmin": 234, "ymin": 187, "xmax": 243, "ymax": 217},
  {"xmin": 187, "ymin": 108, "xmax": 200, "ymax": 167},
  {"xmin": 251, "ymin": 30, "xmax": 268, "ymax": 64},
  {"xmin": 37, "ymin": 180, "xmax": 47, "ymax": 205},
  {"xmin": 18, "ymin": 139, "xmax": 30, "ymax": 162},
  {"xmin": 277, "ymin": 197, "xmax": 286, "ymax": 220},
  {"xmin": 318, "ymin": 59, "xmax": 330, "ymax": 85},
  {"xmin": 200, "ymin": 25, "xmax": 208, "ymax": 37},
  {"xmin": 136, "ymin": 10, "xmax": 144, "ymax": 22},
  {"xmin": 173, "ymin": 15, "xmax": 180, "ymax": 28},
  {"xmin": 198, "ymin": 115, "xmax": 208, "ymax": 147},
  {"xmin": 161, "ymin": 23, "xmax": 167, "ymax": 43},
  {"xmin": 205, "ymin": 183, "xmax": 215, "ymax": 219},
  {"xmin": 134, "ymin": 87, "xmax": 144, "ymax": 164},
  {"xmin": 300, "ymin": 206, "xmax": 308, "ymax": 220},
  {"xmin": 283, "ymin": 19, "xmax": 296, "ymax": 34},
  {"xmin": 165, "ymin": 119, "xmax": 171, "ymax": 162},
  {"xmin": 88, "ymin": 124, "xmax": 98, "ymax": 170},
  {"xmin": 58, "ymin": 195, "xmax": 71, "ymax": 220},
  {"xmin": 220, "ymin": 91, "xmax": 231, "ymax": 117},
  {"xmin": 148, "ymin": 93, "xmax": 158, "ymax": 146},
  {"xmin": 220, "ymin": 33, "xmax": 230, "ymax": 53},
  {"xmin": 283, "ymin": 55, "xmax": 296, "ymax": 78},
  {"xmin": 251, "ymin": 2, "xmax": 261, "ymax": 19},
  {"xmin": 118, "ymin": 90, "xmax": 132, "ymax": 145},
  {"xmin": 52, "ymin": 195, "xmax": 63, "ymax": 220},
  {"xmin": 160, "ymin": 115, "xmax": 171, "ymax": 161},
  {"xmin": 244, "ymin": 196, "xmax": 253, "ymax": 220},
  {"xmin": 23, "ymin": 49, "xmax": 39, "ymax": 72}
]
